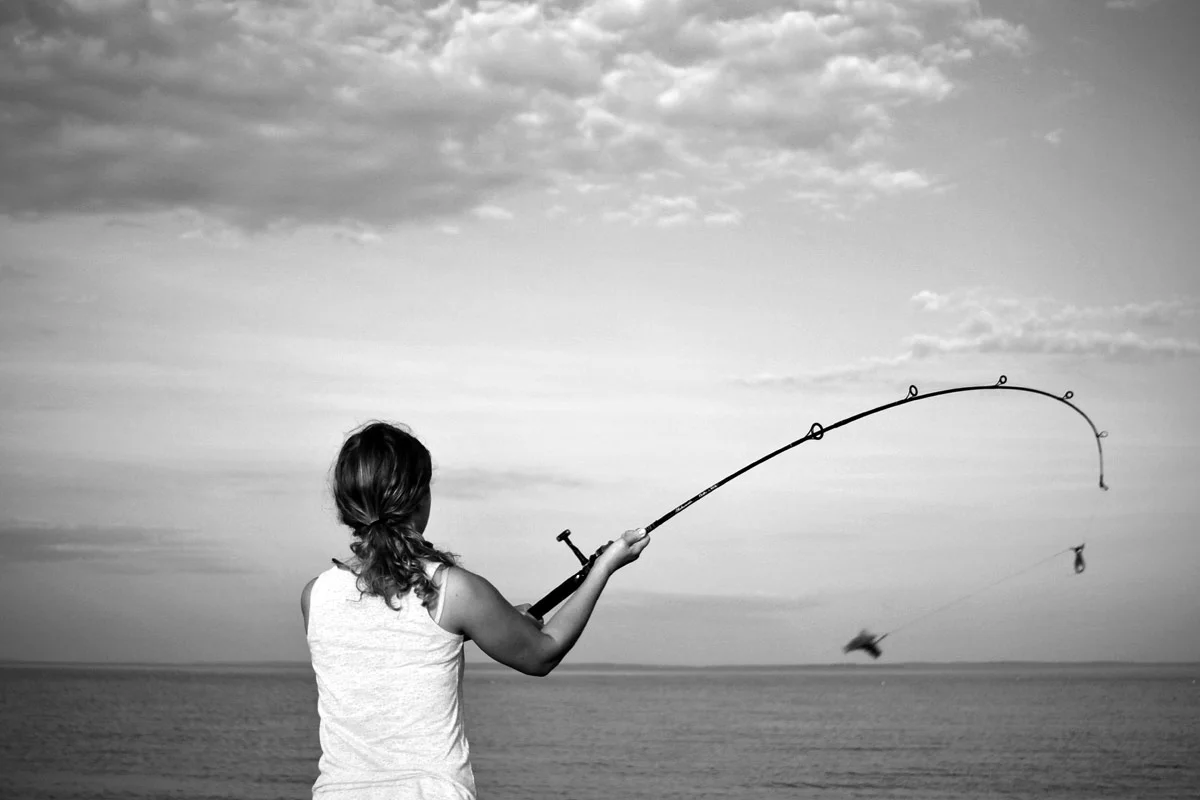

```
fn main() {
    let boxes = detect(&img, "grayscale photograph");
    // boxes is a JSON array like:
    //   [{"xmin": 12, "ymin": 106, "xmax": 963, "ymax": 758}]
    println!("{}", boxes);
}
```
[{"xmin": 1, "ymin": 1, "xmax": 1197, "ymax": 798}]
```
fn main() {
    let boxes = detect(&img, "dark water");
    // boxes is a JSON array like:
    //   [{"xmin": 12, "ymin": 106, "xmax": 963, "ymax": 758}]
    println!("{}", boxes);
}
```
[{"xmin": 1, "ymin": 663, "xmax": 1197, "ymax": 799}]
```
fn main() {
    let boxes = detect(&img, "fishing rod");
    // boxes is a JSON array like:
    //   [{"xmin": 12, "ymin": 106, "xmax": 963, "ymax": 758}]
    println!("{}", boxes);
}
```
[{"xmin": 528, "ymin": 375, "xmax": 1108, "ymax": 620}]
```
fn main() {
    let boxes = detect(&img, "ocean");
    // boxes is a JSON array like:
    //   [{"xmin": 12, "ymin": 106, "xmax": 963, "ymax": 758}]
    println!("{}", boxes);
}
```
[{"xmin": 0, "ymin": 662, "xmax": 1196, "ymax": 800}]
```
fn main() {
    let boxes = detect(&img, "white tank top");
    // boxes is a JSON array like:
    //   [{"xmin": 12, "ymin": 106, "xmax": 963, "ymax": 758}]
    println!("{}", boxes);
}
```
[{"xmin": 307, "ymin": 561, "xmax": 475, "ymax": 799}]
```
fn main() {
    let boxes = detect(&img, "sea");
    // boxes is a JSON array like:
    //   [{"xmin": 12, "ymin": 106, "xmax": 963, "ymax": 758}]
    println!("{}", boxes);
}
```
[{"xmin": 0, "ymin": 662, "xmax": 1196, "ymax": 800}]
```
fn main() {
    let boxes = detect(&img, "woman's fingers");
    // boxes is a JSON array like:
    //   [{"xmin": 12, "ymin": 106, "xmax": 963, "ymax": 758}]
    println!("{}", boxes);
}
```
[
  {"xmin": 622, "ymin": 527, "xmax": 648, "ymax": 545},
  {"xmin": 595, "ymin": 528, "xmax": 651, "ymax": 574}
]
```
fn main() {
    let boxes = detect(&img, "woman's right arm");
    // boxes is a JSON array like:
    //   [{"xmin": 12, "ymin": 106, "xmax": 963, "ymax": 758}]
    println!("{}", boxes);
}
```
[{"xmin": 439, "ymin": 528, "xmax": 650, "ymax": 677}]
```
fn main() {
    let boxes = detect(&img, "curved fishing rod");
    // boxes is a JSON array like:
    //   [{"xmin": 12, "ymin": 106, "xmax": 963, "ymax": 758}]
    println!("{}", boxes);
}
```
[{"xmin": 528, "ymin": 375, "xmax": 1108, "ymax": 619}]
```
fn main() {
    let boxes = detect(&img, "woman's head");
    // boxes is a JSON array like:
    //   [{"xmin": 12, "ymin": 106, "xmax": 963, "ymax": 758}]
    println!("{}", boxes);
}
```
[
  {"xmin": 331, "ymin": 421, "xmax": 455, "ymax": 609},
  {"xmin": 333, "ymin": 421, "xmax": 432, "ymax": 534}
]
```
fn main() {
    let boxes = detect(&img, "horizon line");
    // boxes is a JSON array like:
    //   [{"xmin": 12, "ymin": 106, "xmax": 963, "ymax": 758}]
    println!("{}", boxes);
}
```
[{"xmin": 2, "ymin": 659, "xmax": 1197, "ymax": 670}]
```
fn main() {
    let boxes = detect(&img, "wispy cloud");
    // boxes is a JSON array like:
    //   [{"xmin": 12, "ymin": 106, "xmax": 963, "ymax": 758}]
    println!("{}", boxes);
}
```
[
  {"xmin": 908, "ymin": 290, "xmax": 1200, "ymax": 360},
  {"xmin": 960, "ymin": 17, "xmax": 1032, "ymax": 56},
  {"xmin": 605, "ymin": 589, "xmax": 821, "ymax": 619},
  {"xmin": 434, "ymin": 467, "xmax": 588, "ymax": 500},
  {"xmin": 737, "ymin": 354, "xmax": 915, "ymax": 388},
  {"xmin": 0, "ymin": 264, "xmax": 35, "ymax": 283},
  {"xmin": 0, "ymin": 521, "xmax": 249, "ymax": 574},
  {"xmin": 792, "ymin": 161, "xmax": 943, "ymax": 215},
  {"xmin": 603, "ymin": 194, "xmax": 707, "ymax": 227},
  {"xmin": 0, "ymin": 0, "xmax": 1027, "ymax": 232},
  {"xmin": 738, "ymin": 290, "xmax": 1200, "ymax": 388},
  {"xmin": 1105, "ymin": 0, "xmax": 1164, "ymax": 10},
  {"xmin": 472, "ymin": 205, "xmax": 516, "ymax": 222}
]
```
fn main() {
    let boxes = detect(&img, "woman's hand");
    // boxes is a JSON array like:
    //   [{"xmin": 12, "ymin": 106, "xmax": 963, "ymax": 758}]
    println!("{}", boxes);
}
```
[
  {"xmin": 593, "ymin": 528, "xmax": 651, "ymax": 577},
  {"xmin": 440, "ymin": 528, "xmax": 650, "ymax": 677}
]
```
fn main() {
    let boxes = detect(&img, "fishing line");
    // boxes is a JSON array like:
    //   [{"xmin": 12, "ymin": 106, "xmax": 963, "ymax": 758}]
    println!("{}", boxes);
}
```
[
  {"xmin": 842, "ymin": 543, "xmax": 1090, "ymax": 659},
  {"xmin": 885, "ymin": 546, "xmax": 1078, "ymax": 638},
  {"xmin": 529, "ymin": 375, "xmax": 1109, "ymax": 621},
  {"xmin": 870, "ymin": 470, "xmax": 1105, "ymax": 641}
]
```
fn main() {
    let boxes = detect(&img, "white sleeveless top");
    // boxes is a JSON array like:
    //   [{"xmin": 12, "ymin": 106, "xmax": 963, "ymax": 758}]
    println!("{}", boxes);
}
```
[{"xmin": 307, "ymin": 561, "xmax": 475, "ymax": 799}]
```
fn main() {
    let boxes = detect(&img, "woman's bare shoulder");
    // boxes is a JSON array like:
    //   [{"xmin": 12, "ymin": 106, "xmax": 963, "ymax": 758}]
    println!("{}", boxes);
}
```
[{"xmin": 300, "ymin": 576, "xmax": 320, "ymax": 631}]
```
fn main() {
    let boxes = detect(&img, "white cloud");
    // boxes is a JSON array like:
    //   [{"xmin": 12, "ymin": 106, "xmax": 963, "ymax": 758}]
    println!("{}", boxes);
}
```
[
  {"xmin": 911, "ymin": 289, "xmax": 950, "ymax": 311},
  {"xmin": 472, "ymin": 205, "xmax": 516, "ymax": 221},
  {"xmin": 1049, "ymin": 299, "xmax": 1199, "ymax": 327},
  {"xmin": 604, "ymin": 193, "xmax": 703, "ymax": 226},
  {"xmin": 331, "ymin": 226, "xmax": 384, "ymax": 246},
  {"xmin": 0, "ymin": 521, "xmax": 247, "ymax": 574},
  {"xmin": 793, "ymin": 161, "xmax": 939, "ymax": 213},
  {"xmin": 902, "ymin": 289, "xmax": 1195, "ymax": 362},
  {"xmin": 736, "ymin": 353, "xmax": 915, "ymax": 388},
  {"xmin": 960, "ymin": 17, "xmax": 1032, "ymax": 56},
  {"xmin": 909, "ymin": 329, "xmax": 1200, "ymax": 360},
  {"xmin": 903, "ymin": 290, "xmax": 1200, "ymax": 361},
  {"xmin": 739, "ymin": 290, "xmax": 1200, "ymax": 388},
  {"xmin": 1105, "ymin": 0, "xmax": 1163, "ymax": 10},
  {"xmin": 703, "ymin": 207, "xmax": 744, "ymax": 226},
  {"xmin": 0, "ymin": 0, "xmax": 1029, "ymax": 231}
]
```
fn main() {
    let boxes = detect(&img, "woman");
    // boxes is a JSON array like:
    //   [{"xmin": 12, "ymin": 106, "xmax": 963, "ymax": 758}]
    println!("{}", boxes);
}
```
[{"xmin": 302, "ymin": 421, "xmax": 650, "ymax": 799}]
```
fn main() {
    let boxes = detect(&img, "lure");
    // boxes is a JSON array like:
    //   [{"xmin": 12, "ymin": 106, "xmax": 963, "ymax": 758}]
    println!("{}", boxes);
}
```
[{"xmin": 843, "ymin": 630, "xmax": 888, "ymax": 659}]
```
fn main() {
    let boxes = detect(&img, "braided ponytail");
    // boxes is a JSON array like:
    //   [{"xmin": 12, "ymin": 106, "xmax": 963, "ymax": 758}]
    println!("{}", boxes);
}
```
[{"xmin": 332, "ymin": 422, "xmax": 457, "ymax": 610}]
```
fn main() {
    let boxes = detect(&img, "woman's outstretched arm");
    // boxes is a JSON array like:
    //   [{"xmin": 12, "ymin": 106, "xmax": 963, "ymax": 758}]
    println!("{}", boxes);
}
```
[{"xmin": 439, "ymin": 528, "xmax": 650, "ymax": 676}]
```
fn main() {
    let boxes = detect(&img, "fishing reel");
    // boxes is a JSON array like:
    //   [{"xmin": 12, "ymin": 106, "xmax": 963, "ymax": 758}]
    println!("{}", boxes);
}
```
[{"xmin": 527, "ymin": 530, "xmax": 605, "ymax": 620}]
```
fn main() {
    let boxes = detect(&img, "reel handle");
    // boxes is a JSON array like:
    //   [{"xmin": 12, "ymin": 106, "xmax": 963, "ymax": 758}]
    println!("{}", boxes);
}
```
[
  {"xmin": 528, "ymin": 529, "xmax": 599, "ymax": 619},
  {"xmin": 556, "ymin": 529, "xmax": 589, "ymax": 566}
]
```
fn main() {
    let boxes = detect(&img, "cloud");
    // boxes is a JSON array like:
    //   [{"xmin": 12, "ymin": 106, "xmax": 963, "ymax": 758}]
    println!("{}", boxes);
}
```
[
  {"xmin": 911, "ymin": 289, "xmax": 950, "ymax": 311},
  {"xmin": 0, "ymin": 521, "xmax": 249, "ymax": 574},
  {"xmin": 1048, "ymin": 298, "xmax": 1198, "ymax": 327},
  {"xmin": 1105, "ymin": 0, "xmax": 1163, "ymax": 9},
  {"xmin": 434, "ymin": 467, "xmax": 588, "ymax": 500},
  {"xmin": 0, "ymin": 264, "xmax": 36, "ymax": 282},
  {"xmin": 704, "ymin": 206, "xmax": 744, "ymax": 226},
  {"xmin": 602, "ymin": 194, "xmax": 744, "ymax": 227},
  {"xmin": 793, "ymin": 160, "xmax": 941, "ymax": 214},
  {"xmin": 1044, "ymin": 129, "xmax": 1064, "ymax": 146},
  {"xmin": 0, "ymin": 0, "xmax": 1028, "ymax": 231},
  {"xmin": 103, "ymin": 218, "xmax": 152, "ymax": 229},
  {"xmin": 909, "ymin": 329, "xmax": 1200, "ymax": 360},
  {"xmin": 331, "ymin": 225, "xmax": 384, "ymax": 246},
  {"xmin": 906, "ymin": 291, "xmax": 1200, "ymax": 361},
  {"xmin": 739, "ymin": 290, "xmax": 1200, "ymax": 388},
  {"xmin": 604, "ymin": 589, "xmax": 821, "ymax": 619},
  {"xmin": 736, "ymin": 353, "xmax": 915, "ymax": 388},
  {"xmin": 603, "ymin": 193, "xmax": 702, "ymax": 226},
  {"xmin": 960, "ymin": 16, "xmax": 1031, "ymax": 56},
  {"xmin": 472, "ymin": 204, "xmax": 516, "ymax": 221}
]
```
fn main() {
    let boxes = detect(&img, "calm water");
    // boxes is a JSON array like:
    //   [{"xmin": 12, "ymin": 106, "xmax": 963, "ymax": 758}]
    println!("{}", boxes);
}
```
[{"xmin": 1, "ymin": 663, "xmax": 1197, "ymax": 799}]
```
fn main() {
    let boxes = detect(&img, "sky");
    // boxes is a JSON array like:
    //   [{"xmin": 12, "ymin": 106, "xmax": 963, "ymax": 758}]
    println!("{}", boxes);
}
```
[{"xmin": 1, "ymin": 0, "xmax": 1198, "ymax": 666}]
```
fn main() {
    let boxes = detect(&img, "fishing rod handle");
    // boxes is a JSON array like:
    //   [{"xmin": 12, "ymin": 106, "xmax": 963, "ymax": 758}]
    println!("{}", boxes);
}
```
[
  {"xmin": 528, "ymin": 565, "xmax": 592, "ymax": 619},
  {"xmin": 528, "ymin": 528, "xmax": 605, "ymax": 618}
]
